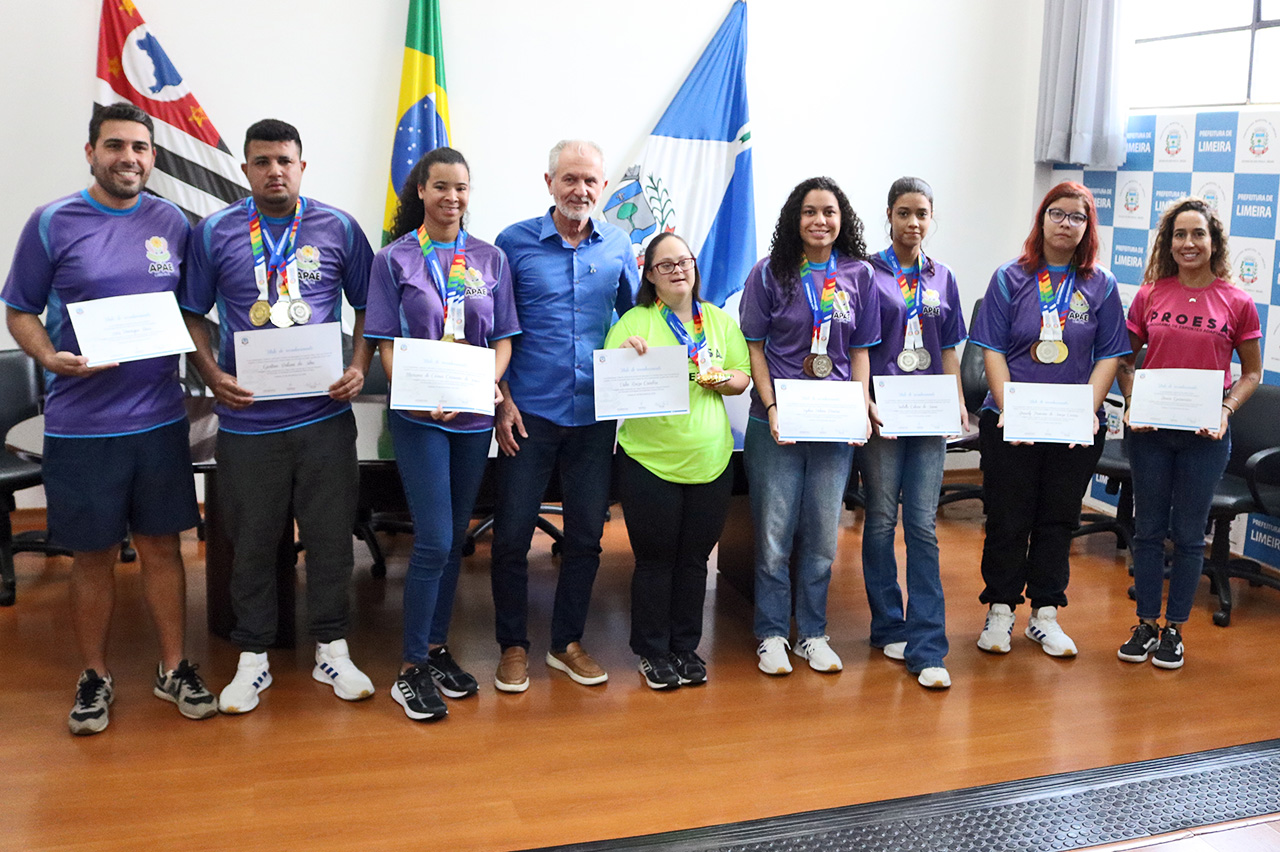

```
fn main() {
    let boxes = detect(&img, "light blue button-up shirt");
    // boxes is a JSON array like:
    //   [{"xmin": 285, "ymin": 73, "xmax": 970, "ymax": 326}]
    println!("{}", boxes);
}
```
[{"xmin": 495, "ymin": 209, "xmax": 639, "ymax": 426}]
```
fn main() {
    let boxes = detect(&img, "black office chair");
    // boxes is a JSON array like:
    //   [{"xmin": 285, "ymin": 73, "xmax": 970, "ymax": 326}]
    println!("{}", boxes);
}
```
[
  {"xmin": 0, "ymin": 349, "xmax": 71, "ymax": 606},
  {"xmin": 1200, "ymin": 383, "xmax": 1280, "ymax": 626},
  {"xmin": 938, "ymin": 298, "xmax": 988, "ymax": 508},
  {"xmin": 1072, "ymin": 350, "xmax": 1146, "ymax": 554}
]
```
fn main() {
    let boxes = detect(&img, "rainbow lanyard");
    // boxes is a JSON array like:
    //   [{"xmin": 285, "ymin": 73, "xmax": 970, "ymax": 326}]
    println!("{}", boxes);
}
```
[
  {"xmin": 882, "ymin": 248, "xmax": 924, "ymax": 350},
  {"xmin": 247, "ymin": 197, "xmax": 303, "ymax": 303},
  {"xmin": 800, "ymin": 252, "xmax": 838, "ymax": 354},
  {"xmin": 655, "ymin": 297, "xmax": 710, "ymax": 376},
  {"xmin": 416, "ymin": 228, "xmax": 468, "ymax": 341},
  {"xmin": 1036, "ymin": 266, "xmax": 1076, "ymax": 342}
]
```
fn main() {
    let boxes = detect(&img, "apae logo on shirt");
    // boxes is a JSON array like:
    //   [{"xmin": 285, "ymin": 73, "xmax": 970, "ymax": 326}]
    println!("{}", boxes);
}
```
[
  {"xmin": 833, "ymin": 290, "xmax": 852, "ymax": 322},
  {"xmin": 145, "ymin": 236, "xmax": 176, "ymax": 276},
  {"xmin": 463, "ymin": 267, "xmax": 489, "ymax": 299},
  {"xmin": 920, "ymin": 288, "xmax": 942, "ymax": 318},
  {"xmin": 296, "ymin": 245, "xmax": 323, "ymax": 283},
  {"xmin": 1067, "ymin": 291, "xmax": 1091, "ymax": 323}
]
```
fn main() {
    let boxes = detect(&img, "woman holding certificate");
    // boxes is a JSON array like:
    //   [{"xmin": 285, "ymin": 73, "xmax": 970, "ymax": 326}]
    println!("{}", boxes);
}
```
[
  {"xmin": 605, "ymin": 233, "xmax": 750, "ymax": 689},
  {"xmin": 739, "ymin": 177, "xmax": 880, "ymax": 677},
  {"xmin": 365, "ymin": 147, "xmax": 520, "ymax": 722},
  {"xmin": 969, "ymin": 181, "xmax": 1127, "ymax": 659},
  {"xmin": 860, "ymin": 177, "xmax": 967, "ymax": 690},
  {"xmin": 1116, "ymin": 197, "xmax": 1261, "ymax": 670}
]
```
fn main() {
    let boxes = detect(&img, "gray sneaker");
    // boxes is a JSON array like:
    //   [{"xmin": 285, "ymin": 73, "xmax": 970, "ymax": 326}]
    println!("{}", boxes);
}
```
[
  {"xmin": 154, "ymin": 659, "xmax": 218, "ymax": 720},
  {"xmin": 69, "ymin": 669, "xmax": 114, "ymax": 736}
]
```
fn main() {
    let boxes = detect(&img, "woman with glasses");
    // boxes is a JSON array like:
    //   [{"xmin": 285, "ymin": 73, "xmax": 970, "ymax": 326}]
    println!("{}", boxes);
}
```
[
  {"xmin": 739, "ymin": 176, "xmax": 879, "ymax": 677},
  {"xmin": 1115, "ymin": 197, "xmax": 1261, "ymax": 670},
  {"xmin": 365, "ymin": 147, "xmax": 520, "ymax": 721},
  {"xmin": 968, "ymin": 181, "xmax": 1128, "ymax": 659},
  {"xmin": 860, "ymin": 177, "xmax": 967, "ymax": 690},
  {"xmin": 604, "ymin": 233, "xmax": 750, "ymax": 689}
]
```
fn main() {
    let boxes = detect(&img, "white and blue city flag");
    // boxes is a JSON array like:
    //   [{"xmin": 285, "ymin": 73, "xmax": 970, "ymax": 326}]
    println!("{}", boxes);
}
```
[{"xmin": 601, "ymin": 0, "xmax": 754, "ymax": 308}]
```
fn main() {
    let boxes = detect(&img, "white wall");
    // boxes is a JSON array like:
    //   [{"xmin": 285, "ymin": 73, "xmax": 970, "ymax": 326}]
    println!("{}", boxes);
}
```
[{"xmin": 1, "ymin": 0, "xmax": 1046, "ymax": 500}]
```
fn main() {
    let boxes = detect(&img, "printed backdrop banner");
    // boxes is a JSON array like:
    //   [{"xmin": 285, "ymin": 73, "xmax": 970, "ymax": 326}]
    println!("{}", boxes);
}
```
[{"xmin": 1056, "ymin": 108, "xmax": 1280, "ymax": 568}]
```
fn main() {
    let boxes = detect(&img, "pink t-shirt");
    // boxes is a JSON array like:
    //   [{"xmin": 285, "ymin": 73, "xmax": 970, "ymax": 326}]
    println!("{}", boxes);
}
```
[{"xmin": 1126, "ymin": 276, "xmax": 1261, "ymax": 388}]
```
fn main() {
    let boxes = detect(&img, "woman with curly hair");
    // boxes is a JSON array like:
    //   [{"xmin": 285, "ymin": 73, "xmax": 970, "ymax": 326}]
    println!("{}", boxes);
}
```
[
  {"xmin": 739, "ymin": 176, "xmax": 880, "ymax": 676},
  {"xmin": 1115, "ymin": 197, "xmax": 1261, "ymax": 670},
  {"xmin": 968, "ymin": 181, "xmax": 1128, "ymax": 660}
]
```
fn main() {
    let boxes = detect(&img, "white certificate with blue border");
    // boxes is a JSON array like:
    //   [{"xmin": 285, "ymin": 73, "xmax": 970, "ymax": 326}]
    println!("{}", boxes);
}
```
[
  {"xmin": 1128, "ymin": 368, "xmax": 1223, "ymax": 431},
  {"xmin": 389, "ymin": 337, "xmax": 495, "ymax": 414},
  {"xmin": 1002, "ymin": 382, "xmax": 1095, "ymax": 444},
  {"xmin": 775, "ymin": 379, "xmax": 867, "ymax": 443},
  {"xmin": 234, "ymin": 322, "xmax": 344, "ymax": 400},
  {"xmin": 593, "ymin": 346, "xmax": 689, "ymax": 420},
  {"xmin": 66, "ymin": 291, "xmax": 195, "ymax": 367},
  {"xmin": 873, "ymin": 374, "xmax": 963, "ymax": 437}
]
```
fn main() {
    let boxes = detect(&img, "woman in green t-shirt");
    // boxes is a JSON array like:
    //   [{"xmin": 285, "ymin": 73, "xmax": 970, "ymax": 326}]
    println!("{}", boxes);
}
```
[{"xmin": 604, "ymin": 233, "xmax": 751, "ymax": 690}]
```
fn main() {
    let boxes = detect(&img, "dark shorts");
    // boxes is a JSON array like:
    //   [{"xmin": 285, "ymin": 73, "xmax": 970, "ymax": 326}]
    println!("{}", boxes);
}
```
[{"xmin": 43, "ymin": 418, "xmax": 201, "ymax": 553}]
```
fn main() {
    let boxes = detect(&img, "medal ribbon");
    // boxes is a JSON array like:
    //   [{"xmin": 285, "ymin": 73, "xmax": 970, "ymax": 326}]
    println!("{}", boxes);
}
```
[
  {"xmin": 247, "ymin": 197, "xmax": 303, "ymax": 304},
  {"xmin": 417, "ymin": 228, "xmax": 468, "ymax": 341},
  {"xmin": 801, "ymin": 252, "xmax": 838, "ymax": 355},
  {"xmin": 1036, "ymin": 266, "xmax": 1076, "ymax": 342},
  {"xmin": 655, "ymin": 297, "xmax": 710, "ymax": 376},
  {"xmin": 882, "ymin": 249, "xmax": 924, "ymax": 351}
]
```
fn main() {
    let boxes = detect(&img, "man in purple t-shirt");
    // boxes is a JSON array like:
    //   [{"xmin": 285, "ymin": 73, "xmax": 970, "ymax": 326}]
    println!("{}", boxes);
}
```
[
  {"xmin": 2, "ymin": 103, "xmax": 216, "ymax": 735},
  {"xmin": 179, "ymin": 119, "xmax": 375, "ymax": 715}
]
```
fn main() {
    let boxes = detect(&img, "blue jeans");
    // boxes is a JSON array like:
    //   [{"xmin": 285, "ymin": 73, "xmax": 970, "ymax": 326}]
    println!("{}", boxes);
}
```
[
  {"xmin": 389, "ymin": 414, "xmax": 490, "ymax": 664},
  {"xmin": 744, "ymin": 417, "xmax": 854, "ymax": 641},
  {"xmin": 1129, "ymin": 427, "xmax": 1231, "ymax": 624},
  {"xmin": 858, "ymin": 435, "xmax": 948, "ymax": 671},
  {"xmin": 490, "ymin": 413, "xmax": 615, "ymax": 652}
]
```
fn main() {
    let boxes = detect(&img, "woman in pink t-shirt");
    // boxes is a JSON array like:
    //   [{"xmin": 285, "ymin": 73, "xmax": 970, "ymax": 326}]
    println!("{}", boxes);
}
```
[{"xmin": 1116, "ymin": 197, "xmax": 1262, "ymax": 670}]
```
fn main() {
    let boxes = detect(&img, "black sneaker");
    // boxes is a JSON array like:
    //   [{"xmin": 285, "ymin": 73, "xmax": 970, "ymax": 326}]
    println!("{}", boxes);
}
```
[
  {"xmin": 1117, "ymin": 622, "xmax": 1160, "ymax": 663},
  {"xmin": 671, "ymin": 651, "xmax": 707, "ymax": 686},
  {"xmin": 154, "ymin": 659, "xmax": 218, "ymax": 719},
  {"xmin": 69, "ymin": 669, "xmax": 114, "ymax": 736},
  {"xmin": 638, "ymin": 655, "xmax": 680, "ymax": 690},
  {"xmin": 392, "ymin": 665, "xmax": 448, "ymax": 722},
  {"xmin": 426, "ymin": 645, "xmax": 479, "ymax": 699},
  {"xmin": 1152, "ymin": 625, "xmax": 1185, "ymax": 670}
]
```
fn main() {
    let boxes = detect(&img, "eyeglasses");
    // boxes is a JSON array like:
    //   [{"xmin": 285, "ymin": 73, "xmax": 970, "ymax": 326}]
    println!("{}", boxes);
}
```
[
  {"xmin": 1046, "ymin": 208, "xmax": 1088, "ymax": 227},
  {"xmin": 652, "ymin": 257, "xmax": 696, "ymax": 275}
]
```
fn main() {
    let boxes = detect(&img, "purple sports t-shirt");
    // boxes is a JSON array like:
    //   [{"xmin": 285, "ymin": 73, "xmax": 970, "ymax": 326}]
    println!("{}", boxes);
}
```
[
  {"xmin": 866, "ymin": 249, "xmax": 967, "ymax": 379},
  {"xmin": 738, "ymin": 254, "xmax": 881, "ymax": 421},
  {"xmin": 1127, "ymin": 277, "xmax": 1261, "ymax": 389},
  {"xmin": 1, "ymin": 191, "xmax": 188, "ymax": 437},
  {"xmin": 180, "ymin": 197, "xmax": 373, "ymax": 434},
  {"xmin": 365, "ymin": 232, "xmax": 521, "ymax": 432},
  {"xmin": 969, "ymin": 260, "xmax": 1130, "ymax": 411}
]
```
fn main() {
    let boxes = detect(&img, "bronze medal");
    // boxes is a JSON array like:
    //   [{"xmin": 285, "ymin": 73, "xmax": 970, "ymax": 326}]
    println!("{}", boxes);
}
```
[
  {"xmin": 249, "ymin": 300, "xmax": 271, "ymax": 327},
  {"xmin": 287, "ymin": 299, "xmax": 312, "ymax": 325},
  {"xmin": 896, "ymin": 349, "xmax": 919, "ymax": 372}
]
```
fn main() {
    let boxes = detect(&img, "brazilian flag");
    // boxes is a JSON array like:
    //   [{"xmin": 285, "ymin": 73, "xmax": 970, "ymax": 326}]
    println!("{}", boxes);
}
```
[{"xmin": 382, "ymin": 0, "xmax": 451, "ymax": 245}]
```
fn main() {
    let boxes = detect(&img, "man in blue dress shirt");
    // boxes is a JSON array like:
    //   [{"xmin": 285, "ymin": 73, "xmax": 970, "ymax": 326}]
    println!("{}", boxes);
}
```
[{"xmin": 491, "ymin": 140, "xmax": 639, "ymax": 693}]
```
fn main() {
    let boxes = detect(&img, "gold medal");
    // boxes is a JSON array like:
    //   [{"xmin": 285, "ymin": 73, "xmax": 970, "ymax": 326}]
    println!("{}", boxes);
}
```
[
  {"xmin": 442, "ymin": 333, "xmax": 455, "ymax": 343},
  {"xmin": 249, "ymin": 300, "xmax": 271, "ymax": 327},
  {"xmin": 1053, "ymin": 340, "xmax": 1070, "ymax": 364}
]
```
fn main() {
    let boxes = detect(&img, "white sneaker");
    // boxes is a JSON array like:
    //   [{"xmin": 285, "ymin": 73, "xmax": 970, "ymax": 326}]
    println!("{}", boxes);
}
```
[
  {"xmin": 977, "ymin": 604, "xmax": 1016, "ymax": 654},
  {"xmin": 793, "ymin": 636, "xmax": 843, "ymax": 673},
  {"xmin": 882, "ymin": 641, "xmax": 907, "ymax": 661},
  {"xmin": 1025, "ymin": 607, "xmax": 1078, "ymax": 657},
  {"xmin": 313, "ymin": 639, "xmax": 375, "ymax": 700},
  {"xmin": 917, "ymin": 667, "xmax": 951, "ymax": 689},
  {"xmin": 756, "ymin": 636, "xmax": 793, "ymax": 675},
  {"xmin": 219, "ymin": 652, "xmax": 271, "ymax": 714}
]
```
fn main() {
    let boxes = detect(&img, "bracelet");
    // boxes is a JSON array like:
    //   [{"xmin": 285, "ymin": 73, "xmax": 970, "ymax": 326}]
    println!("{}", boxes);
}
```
[
  {"xmin": 765, "ymin": 402, "xmax": 777, "ymax": 412},
  {"xmin": 1223, "ymin": 402, "xmax": 1237, "ymax": 414}
]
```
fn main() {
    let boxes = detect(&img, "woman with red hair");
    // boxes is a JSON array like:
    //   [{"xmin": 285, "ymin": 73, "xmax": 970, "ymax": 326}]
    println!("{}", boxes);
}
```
[{"xmin": 967, "ymin": 182, "xmax": 1129, "ymax": 658}]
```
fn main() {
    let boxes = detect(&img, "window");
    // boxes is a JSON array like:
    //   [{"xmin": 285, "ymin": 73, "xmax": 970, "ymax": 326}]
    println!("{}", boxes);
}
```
[{"xmin": 1125, "ymin": 0, "xmax": 1280, "ymax": 107}]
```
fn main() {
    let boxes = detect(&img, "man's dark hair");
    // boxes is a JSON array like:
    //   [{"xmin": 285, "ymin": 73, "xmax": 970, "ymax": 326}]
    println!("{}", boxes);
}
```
[
  {"xmin": 89, "ymin": 102, "xmax": 154, "ymax": 147},
  {"xmin": 244, "ymin": 119, "xmax": 302, "ymax": 157}
]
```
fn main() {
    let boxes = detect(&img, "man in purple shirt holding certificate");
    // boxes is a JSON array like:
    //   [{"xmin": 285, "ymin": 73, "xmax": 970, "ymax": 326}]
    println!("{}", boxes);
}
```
[
  {"xmin": 179, "ymin": 119, "xmax": 375, "ymax": 715},
  {"xmin": 489, "ymin": 140, "xmax": 639, "ymax": 693},
  {"xmin": 2, "ymin": 103, "xmax": 215, "ymax": 735}
]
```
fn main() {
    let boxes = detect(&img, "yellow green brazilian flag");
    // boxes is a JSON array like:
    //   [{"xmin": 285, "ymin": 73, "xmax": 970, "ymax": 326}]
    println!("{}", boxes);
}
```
[{"xmin": 382, "ymin": 0, "xmax": 451, "ymax": 245}]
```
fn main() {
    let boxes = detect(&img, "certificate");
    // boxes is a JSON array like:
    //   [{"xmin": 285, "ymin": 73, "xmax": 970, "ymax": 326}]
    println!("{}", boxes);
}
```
[
  {"xmin": 873, "ymin": 374, "xmax": 962, "ymax": 437},
  {"xmin": 234, "ymin": 322, "xmax": 344, "ymax": 400},
  {"xmin": 1128, "ymin": 368, "xmax": 1223, "ymax": 431},
  {"xmin": 593, "ymin": 346, "xmax": 689, "ymax": 420},
  {"xmin": 775, "ymin": 379, "xmax": 868, "ymax": 443},
  {"xmin": 389, "ymin": 337, "xmax": 496, "ymax": 415},
  {"xmin": 1002, "ymin": 382, "xmax": 1095, "ymax": 444},
  {"xmin": 66, "ymin": 291, "xmax": 195, "ymax": 367}
]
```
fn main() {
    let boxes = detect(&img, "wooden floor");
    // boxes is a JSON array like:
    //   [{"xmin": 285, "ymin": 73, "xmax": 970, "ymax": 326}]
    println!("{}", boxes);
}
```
[{"xmin": 5, "ymin": 493, "xmax": 1280, "ymax": 852}]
